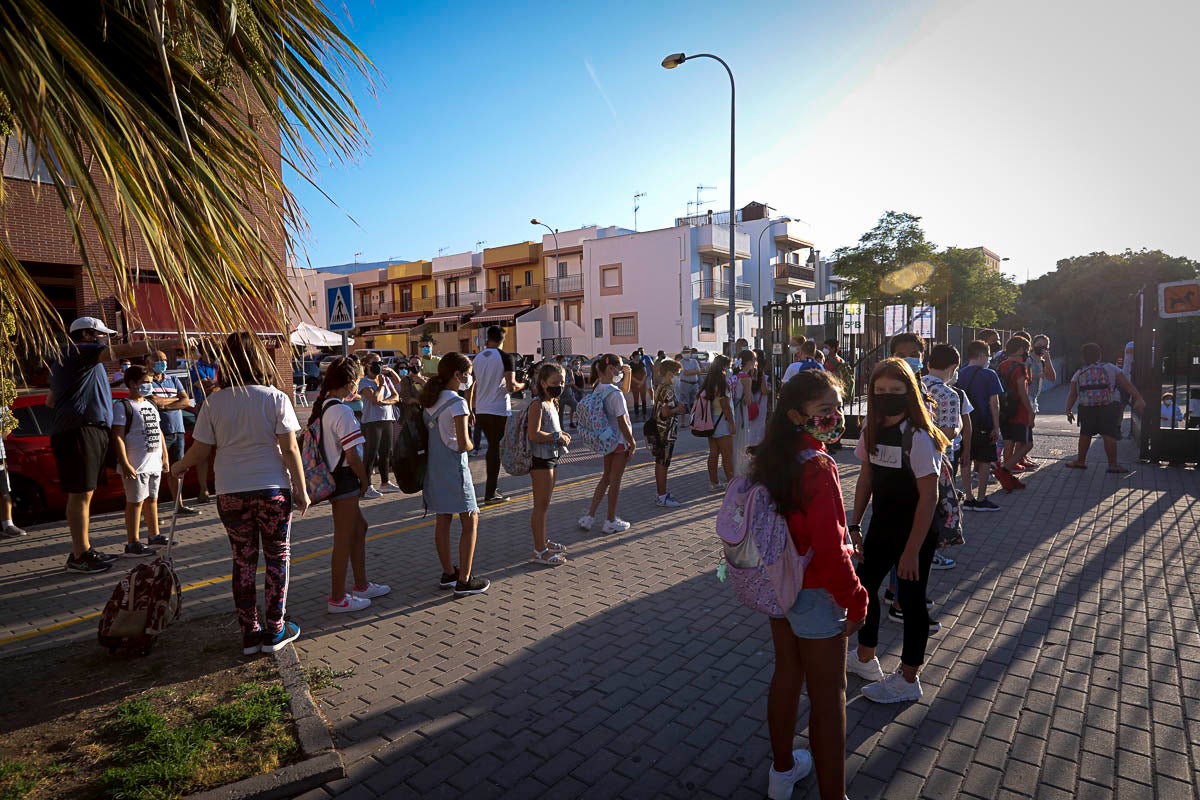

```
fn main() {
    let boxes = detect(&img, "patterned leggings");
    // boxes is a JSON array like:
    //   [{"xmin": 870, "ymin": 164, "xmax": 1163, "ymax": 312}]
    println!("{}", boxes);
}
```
[{"xmin": 217, "ymin": 489, "xmax": 293, "ymax": 636}]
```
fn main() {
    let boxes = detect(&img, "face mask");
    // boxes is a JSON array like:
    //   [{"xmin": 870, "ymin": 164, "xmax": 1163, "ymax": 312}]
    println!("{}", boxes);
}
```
[
  {"xmin": 821, "ymin": 348, "xmax": 830, "ymax": 356},
  {"xmin": 137, "ymin": 383, "xmax": 154, "ymax": 397},
  {"xmin": 799, "ymin": 411, "xmax": 845, "ymax": 443},
  {"xmin": 903, "ymin": 356, "xmax": 923, "ymax": 373},
  {"xmin": 370, "ymin": 363, "xmax": 382, "ymax": 376},
  {"xmin": 1034, "ymin": 346, "xmax": 1046, "ymax": 355},
  {"xmin": 462, "ymin": 373, "xmax": 473, "ymax": 390},
  {"xmin": 399, "ymin": 368, "xmax": 409, "ymax": 377},
  {"xmin": 948, "ymin": 369, "xmax": 959, "ymax": 386},
  {"xmin": 546, "ymin": 385, "xmax": 563, "ymax": 399},
  {"xmin": 120, "ymin": 363, "xmax": 131, "ymax": 370},
  {"xmin": 874, "ymin": 393, "xmax": 908, "ymax": 416},
  {"xmin": 152, "ymin": 360, "xmax": 168, "ymax": 374},
  {"xmin": 1164, "ymin": 400, "xmax": 1172, "ymax": 407},
  {"xmin": 613, "ymin": 371, "xmax": 624, "ymax": 384},
  {"xmin": 421, "ymin": 347, "xmax": 432, "ymax": 356}
]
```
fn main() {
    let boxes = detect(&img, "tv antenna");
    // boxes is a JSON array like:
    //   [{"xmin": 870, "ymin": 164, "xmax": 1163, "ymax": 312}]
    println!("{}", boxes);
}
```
[
  {"xmin": 437, "ymin": 246, "xmax": 449, "ymax": 257},
  {"xmin": 353, "ymin": 251, "xmax": 363, "ymax": 264},
  {"xmin": 475, "ymin": 240, "xmax": 487, "ymax": 251},
  {"xmin": 691, "ymin": 184, "xmax": 716, "ymax": 217},
  {"xmin": 633, "ymin": 191, "xmax": 647, "ymax": 231}
]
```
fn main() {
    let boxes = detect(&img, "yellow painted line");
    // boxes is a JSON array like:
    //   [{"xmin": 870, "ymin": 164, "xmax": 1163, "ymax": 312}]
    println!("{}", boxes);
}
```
[{"xmin": 0, "ymin": 455, "xmax": 686, "ymax": 648}]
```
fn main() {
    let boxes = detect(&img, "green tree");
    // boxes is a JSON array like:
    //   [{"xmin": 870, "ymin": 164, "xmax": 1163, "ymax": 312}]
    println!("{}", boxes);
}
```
[
  {"xmin": 832, "ymin": 211, "xmax": 939, "ymax": 305},
  {"xmin": 926, "ymin": 247, "xmax": 1021, "ymax": 326},
  {"xmin": 0, "ymin": 1, "xmax": 374, "ymax": 355}
]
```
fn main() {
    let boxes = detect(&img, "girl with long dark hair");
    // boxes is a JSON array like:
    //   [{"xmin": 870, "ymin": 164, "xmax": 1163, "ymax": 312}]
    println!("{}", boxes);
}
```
[
  {"xmin": 420, "ymin": 353, "xmax": 489, "ymax": 595},
  {"xmin": 702, "ymin": 354, "xmax": 736, "ymax": 491},
  {"xmin": 751, "ymin": 370, "xmax": 867, "ymax": 800},
  {"xmin": 578, "ymin": 353, "xmax": 635, "ymax": 534},
  {"xmin": 527, "ymin": 363, "xmax": 571, "ymax": 565},
  {"xmin": 849, "ymin": 358, "xmax": 951, "ymax": 704}
]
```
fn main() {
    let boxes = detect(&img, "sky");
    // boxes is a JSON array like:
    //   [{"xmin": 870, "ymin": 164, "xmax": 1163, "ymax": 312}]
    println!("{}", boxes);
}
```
[{"xmin": 288, "ymin": 0, "xmax": 1199, "ymax": 283}]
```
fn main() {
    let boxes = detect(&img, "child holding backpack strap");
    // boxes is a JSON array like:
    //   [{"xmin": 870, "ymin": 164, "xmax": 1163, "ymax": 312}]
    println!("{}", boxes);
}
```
[
  {"xmin": 420, "ymin": 353, "xmax": 490, "ymax": 596},
  {"xmin": 111, "ymin": 365, "xmax": 169, "ymax": 556},
  {"xmin": 1064, "ymin": 342, "xmax": 1145, "ymax": 473},
  {"xmin": 700, "ymin": 355, "xmax": 736, "ymax": 492},
  {"xmin": 849, "ymin": 358, "xmax": 951, "ymax": 705},
  {"xmin": 578, "ymin": 354, "xmax": 635, "ymax": 535},
  {"xmin": 527, "ymin": 363, "xmax": 571, "ymax": 565},
  {"xmin": 749, "ymin": 370, "xmax": 867, "ymax": 800}
]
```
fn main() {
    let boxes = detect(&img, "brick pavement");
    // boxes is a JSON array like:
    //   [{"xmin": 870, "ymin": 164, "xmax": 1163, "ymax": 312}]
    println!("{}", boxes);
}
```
[{"xmin": 2, "ymin": 387, "xmax": 1199, "ymax": 799}]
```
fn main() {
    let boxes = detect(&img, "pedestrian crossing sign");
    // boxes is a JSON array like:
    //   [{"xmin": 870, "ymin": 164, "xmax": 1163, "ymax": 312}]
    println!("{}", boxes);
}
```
[{"xmin": 326, "ymin": 285, "xmax": 355, "ymax": 331}]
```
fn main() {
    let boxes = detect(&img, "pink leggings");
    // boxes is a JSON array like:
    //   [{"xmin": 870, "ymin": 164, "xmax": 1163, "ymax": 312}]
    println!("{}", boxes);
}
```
[{"xmin": 217, "ymin": 489, "xmax": 293, "ymax": 636}]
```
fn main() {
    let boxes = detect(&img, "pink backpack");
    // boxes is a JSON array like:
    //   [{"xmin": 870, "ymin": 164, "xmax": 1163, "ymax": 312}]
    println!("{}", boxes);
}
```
[
  {"xmin": 716, "ymin": 451, "xmax": 825, "ymax": 616},
  {"xmin": 690, "ymin": 390, "xmax": 722, "ymax": 438}
]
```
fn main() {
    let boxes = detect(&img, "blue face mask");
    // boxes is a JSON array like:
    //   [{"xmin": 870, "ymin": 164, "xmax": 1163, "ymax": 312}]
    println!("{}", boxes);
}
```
[
  {"xmin": 399, "ymin": 368, "xmax": 409, "ymax": 376},
  {"xmin": 137, "ymin": 383, "xmax": 154, "ymax": 397},
  {"xmin": 903, "ymin": 356, "xmax": 923, "ymax": 373},
  {"xmin": 152, "ymin": 360, "xmax": 168, "ymax": 374}
]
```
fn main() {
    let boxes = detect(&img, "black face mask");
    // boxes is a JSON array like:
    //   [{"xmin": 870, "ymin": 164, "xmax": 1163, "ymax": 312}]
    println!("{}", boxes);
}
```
[
  {"xmin": 370, "ymin": 363, "xmax": 382, "ymax": 376},
  {"xmin": 546, "ymin": 385, "xmax": 563, "ymax": 399},
  {"xmin": 874, "ymin": 393, "xmax": 909, "ymax": 416}
]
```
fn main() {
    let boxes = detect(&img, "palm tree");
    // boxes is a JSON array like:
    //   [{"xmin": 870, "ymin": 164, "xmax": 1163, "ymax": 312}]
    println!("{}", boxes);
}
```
[{"xmin": 0, "ymin": 0, "xmax": 373, "ymax": 355}]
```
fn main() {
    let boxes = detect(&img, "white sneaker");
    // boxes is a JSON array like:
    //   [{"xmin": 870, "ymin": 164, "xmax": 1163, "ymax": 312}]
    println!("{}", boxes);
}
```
[
  {"xmin": 362, "ymin": 487, "xmax": 383, "ymax": 500},
  {"xmin": 602, "ymin": 518, "xmax": 631, "ymax": 534},
  {"xmin": 767, "ymin": 749, "xmax": 814, "ymax": 800},
  {"xmin": 655, "ymin": 493, "xmax": 681, "ymax": 508},
  {"xmin": 327, "ymin": 594, "xmax": 372, "ymax": 614},
  {"xmin": 351, "ymin": 582, "xmax": 391, "ymax": 599},
  {"xmin": 847, "ymin": 654, "xmax": 885, "ymax": 682},
  {"xmin": 381, "ymin": 481, "xmax": 400, "ymax": 493},
  {"xmin": 862, "ymin": 669, "xmax": 922, "ymax": 704},
  {"xmin": 578, "ymin": 514, "xmax": 595, "ymax": 531},
  {"xmin": 709, "ymin": 482, "xmax": 724, "ymax": 493},
  {"xmin": 931, "ymin": 551, "xmax": 956, "ymax": 570}
]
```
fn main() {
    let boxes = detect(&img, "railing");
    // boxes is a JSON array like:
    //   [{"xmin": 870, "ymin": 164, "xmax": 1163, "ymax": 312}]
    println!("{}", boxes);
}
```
[
  {"xmin": 675, "ymin": 209, "xmax": 743, "ymax": 228},
  {"xmin": 775, "ymin": 263, "xmax": 815, "ymax": 283},
  {"xmin": 354, "ymin": 301, "xmax": 394, "ymax": 317},
  {"xmin": 544, "ymin": 274, "xmax": 584, "ymax": 294},
  {"xmin": 693, "ymin": 279, "xmax": 752, "ymax": 303},
  {"xmin": 412, "ymin": 297, "xmax": 437, "ymax": 312},
  {"xmin": 491, "ymin": 285, "xmax": 542, "ymax": 304},
  {"xmin": 435, "ymin": 291, "xmax": 483, "ymax": 309}
]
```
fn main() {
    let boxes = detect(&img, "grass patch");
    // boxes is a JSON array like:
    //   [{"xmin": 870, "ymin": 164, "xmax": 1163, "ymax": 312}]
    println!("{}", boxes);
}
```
[
  {"xmin": 0, "ymin": 762, "xmax": 65, "ymax": 800},
  {"xmin": 303, "ymin": 665, "xmax": 355, "ymax": 693}
]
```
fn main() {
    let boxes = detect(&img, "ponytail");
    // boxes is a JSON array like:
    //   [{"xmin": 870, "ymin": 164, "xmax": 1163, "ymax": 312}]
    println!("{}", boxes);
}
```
[
  {"xmin": 420, "ymin": 352, "xmax": 471, "ymax": 407},
  {"xmin": 310, "ymin": 357, "xmax": 361, "ymax": 425}
]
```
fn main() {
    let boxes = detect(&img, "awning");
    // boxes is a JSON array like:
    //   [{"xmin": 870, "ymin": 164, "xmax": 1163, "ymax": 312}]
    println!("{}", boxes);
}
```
[
  {"xmin": 470, "ymin": 312, "xmax": 521, "ymax": 325},
  {"xmin": 290, "ymin": 322, "xmax": 352, "ymax": 347},
  {"xmin": 384, "ymin": 315, "xmax": 423, "ymax": 327},
  {"xmin": 423, "ymin": 312, "xmax": 464, "ymax": 324},
  {"xmin": 434, "ymin": 267, "xmax": 479, "ymax": 280}
]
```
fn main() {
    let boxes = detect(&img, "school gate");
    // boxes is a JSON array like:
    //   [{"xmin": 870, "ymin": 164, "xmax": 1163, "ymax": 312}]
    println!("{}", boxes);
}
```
[{"xmin": 1130, "ymin": 283, "xmax": 1200, "ymax": 464}]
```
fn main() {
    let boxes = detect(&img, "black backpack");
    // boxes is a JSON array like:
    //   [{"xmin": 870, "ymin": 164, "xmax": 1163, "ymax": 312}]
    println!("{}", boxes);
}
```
[
  {"xmin": 391, "ymin": 397, "xmax": 457, "ymax": 494},
  {"xmin": 996, "ymin": 359, "xmax": 1022, "ymax": 422}
]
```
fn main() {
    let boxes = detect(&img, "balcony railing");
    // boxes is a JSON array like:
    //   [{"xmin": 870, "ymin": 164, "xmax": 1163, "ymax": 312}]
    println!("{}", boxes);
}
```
[
  {"xmin": 490, "ymin": 285, "xmax": 542, "ymax": 304},
  {"xmin": 774, "ymin": 263, "xmax": 815, "ymax": 283},
  {"xmin": 435, "ymin": 291, "xmax": 484, "ymax": 309},
  {"xmin": 544, "ymin": 274, "xmax": 584, "ymax": 294},
  {"xmin": 675, "ymin": 209, "xmax": 744, "ymax": 228},
  {"xmin": 693, "ymin": 279, "xmax": 752, "ymax": 303},
  {"xmin": 354, "ymin": 301, "xmax": 394, "ymax": 317}
]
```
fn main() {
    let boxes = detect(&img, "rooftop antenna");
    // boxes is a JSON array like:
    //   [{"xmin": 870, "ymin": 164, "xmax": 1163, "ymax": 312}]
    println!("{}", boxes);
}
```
[
  {"xmin": 695, "ymin": 184, "xmax": 716, "ymax": 215},
  {"xmin": 437, "ymin": 246, "xmax": 449, "ymax": 257},
  {"xmin": 475, "ymin": 240, "xmax": 487, "ymax": 252},
  {"xmin": 633, "ymin": 191, "xmax": 647, "ymax": 231},
  {"xmin": 353, "ymin": 251, "xmax": 363, "ymax": 264}
]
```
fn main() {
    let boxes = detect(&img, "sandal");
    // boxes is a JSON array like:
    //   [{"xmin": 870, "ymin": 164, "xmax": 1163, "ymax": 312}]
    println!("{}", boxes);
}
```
[
  {"xmin": 545, "ymin": 541, "xmax": 567, "ymax": 553},
  {"xmin": 1106, "ymin": 465, "xmax": 1130, "ymax": 474},
  {"xmin": 1065, "ymin": 461, "xmax": 1088, "ymax": 469},
  {"xmin": 532, "ymin": 548, "xmax": 567, "ymax": 566}
]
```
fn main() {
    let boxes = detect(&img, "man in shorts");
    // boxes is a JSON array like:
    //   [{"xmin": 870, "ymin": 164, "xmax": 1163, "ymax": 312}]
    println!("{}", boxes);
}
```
[
  {"xmin": 1065, "ymin": 342, "xmax": 1145, "ymax": 473},
  {"xmin": 678, "ymin": 349, "xmax": 703, "ymax": 427},
  {"xmin": 0, "ymin": 404, "xmax": 27, "ymax": 538},
  {"xmin": 49, "ymin": 317, "xmax": 188, "ymax": 572}
]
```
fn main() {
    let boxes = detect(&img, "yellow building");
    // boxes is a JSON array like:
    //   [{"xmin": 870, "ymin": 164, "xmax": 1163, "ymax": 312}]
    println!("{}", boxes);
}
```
[
  {"xmin": 477, "ymin": 241, "xmax": 543, "ymax": 352},
  {"xmin": 363, "ymin": 260, "xmax": 433, "ymax": 353}
]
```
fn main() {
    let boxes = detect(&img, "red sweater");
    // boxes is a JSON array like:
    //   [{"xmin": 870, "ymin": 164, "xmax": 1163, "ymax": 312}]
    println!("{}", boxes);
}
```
[{"xmin": 785, "ymin": 433, "xmax": 869, "ymax": 621}]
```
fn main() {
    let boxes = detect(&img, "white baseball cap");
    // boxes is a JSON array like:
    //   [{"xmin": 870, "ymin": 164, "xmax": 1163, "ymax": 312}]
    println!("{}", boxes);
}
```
[{"xmin": 69, "ymin": 316, "xmax": 118, "ymax": 335}]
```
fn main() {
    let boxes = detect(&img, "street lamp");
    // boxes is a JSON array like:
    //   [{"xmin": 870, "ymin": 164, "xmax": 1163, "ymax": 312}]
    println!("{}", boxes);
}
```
[
  {"xmin": 662, "ymin": 51, "xmax": 738, "ymax": 350},
  {"xmin": 755, "ymin": 216, "xmax": 792, "ymax": 345},
  {"xmin": 531, "ymin": 219, "xmax": 563, "ymax": 353}
]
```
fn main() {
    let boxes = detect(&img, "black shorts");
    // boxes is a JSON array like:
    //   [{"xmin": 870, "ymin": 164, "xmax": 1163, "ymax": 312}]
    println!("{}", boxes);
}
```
[
  {"xmin": 651, "ymin": 437, "xmax": 676, "ymax": 469},
  {"xmin": 51, "ymin": 425, "xmax": 110, "ymax": 493},
  {"xmin": 1079, "ymin": 403, "xmax": 1121, "ymax": 439},
  {"xmin": 531, "ymin": 456, "xmax": 559, "ymax": 470},
  {"xmin": 0, "ymin": 466, "xmax": 10, "ymax": 497},
  {"xmin": 969, "ymin": 429, "xmax": 997, "ymax": 463},
  {"xmin": 330, "ymin": 465, "xmax": 362, "ymax": 501},
  {"xmin": 1001, "ymin": 422, "xmax": 1032, "ymax": 444},
  {"xmin": 163, "ymin": 431, "xmax": 186, "ymax": 463}
]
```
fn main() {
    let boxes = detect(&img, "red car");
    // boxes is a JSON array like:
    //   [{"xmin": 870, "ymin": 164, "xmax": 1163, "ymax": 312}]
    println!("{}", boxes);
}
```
[{"xmin": 4, "ymin": 391, "xmax": 205, "ymax": 525}]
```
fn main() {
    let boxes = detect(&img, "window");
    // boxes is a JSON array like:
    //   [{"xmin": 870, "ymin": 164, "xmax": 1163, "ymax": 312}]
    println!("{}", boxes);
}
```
[
  {"xmin": 557, "ymin": 261, "xmax": 568, "ymax": 278},
  {"xmin": 700, "ymin": 313, "xmax": 716, "ymax": 333},
  {"xmin": 421, "ymin": 285, "xmax": 428, "ymax": 299},
  {"xmin": 308, "ymin": 292, "xmax": 317, "ymax": 309},
  {"xmin": 498, "ymin": 273, "xmax": 512, "ymax": 302},
  {"xmin": 599, "ymin": 262, "xmax": 623, "ymax": 296},
  {"xmin": 378, "ymin": 290, "xmax": 385, "ymax": 304},
  {"xmin": 2, "ymin": 136, "xmax": 60, "ymax": 183},
  {"xmin": 594, "ymin": 318, "xmax": 603, "ymax": 338},
  {"xmin": 400, "ymin": 286, "xmax": 412, "ymax": 312},
  {"xmin": 610, "ymin": 314, "xmax": 638, "ymax": 345},
  {"xmin": 468, "ymin": 277, "xmax": 477, "ymax": 292},
  {"xmin": 553, "ymin": 305, "xmax": 560, "ymax": 322},
  {"xmin": 524, "ymin": 270, "xmax": 533, "ymax": 287}
]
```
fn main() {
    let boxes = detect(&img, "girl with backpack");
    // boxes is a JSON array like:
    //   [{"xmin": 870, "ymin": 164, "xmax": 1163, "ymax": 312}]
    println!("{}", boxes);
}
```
[
  {"xmin": 732, "ymin": 349, "xmax": 766, "ymax": 476},
  {"xmin": 650, "ymin": 359, "xmax": 686, "ymax": 508},
  {"xmin": 420, "ymin": 353, "xmax": 490, "ymax": 595},
  {"xmin": 699, "ymin": 355, "xmax": 736, "ymax": 492},
  {"xmin": 578, "ymin": 354, "xmax": 636, "ymax": 535},
  {"xmin": 311, "ymin": 358, "xmax": 390, "ymax": 614},
  {"xmin": 848, "ymin": 358, "xmax": 950, "ymax": 705},
  {"xmin": 751, "ymin": 369, "xmax": 867, "ymax": 800},
  {"xmin": 527, "ymin": 363, "xmax": 572, "ymax": 565}
]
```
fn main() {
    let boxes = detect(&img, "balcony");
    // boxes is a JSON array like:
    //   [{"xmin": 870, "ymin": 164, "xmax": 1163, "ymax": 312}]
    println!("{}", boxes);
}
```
[
  {"xmin": 490, "ymin": 284, "xmax": 542, "ymax": 306},
  {"xmin": 693, "ymin": 278, "xmax": 752, "ymax": 312},
  {"xmin": 694, "ymin": 225, "xmax": 751, "ymax": 261},
  {"xmin": 544, "ymin": 274, "xmax": 584, "ymax": 295},
  {"xmin": 435, "ymin": 291, "xmax": 484, "ymax": 310},
  {"xmin": 354, "ymin": 301, "xmax": 394, "ymax": 321},
  {"xmin": 773, "ymin": 221, "xmax": 814, "ymax": 249},
  {"xmin": 774, "ymin": 262, "xmax": 815, "ymax": 290}
]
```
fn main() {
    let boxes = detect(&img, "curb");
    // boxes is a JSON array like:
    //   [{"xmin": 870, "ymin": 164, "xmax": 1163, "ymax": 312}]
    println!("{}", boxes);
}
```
[{"xmin": 185, "ymin": 644, "xmax": 344, "ymax": 800}]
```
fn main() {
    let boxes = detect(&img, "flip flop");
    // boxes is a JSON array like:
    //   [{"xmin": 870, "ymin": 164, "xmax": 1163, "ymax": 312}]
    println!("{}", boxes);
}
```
[{"xmin": 1065, "ymin": 462, "xmax": 1088, "ymax": 469}]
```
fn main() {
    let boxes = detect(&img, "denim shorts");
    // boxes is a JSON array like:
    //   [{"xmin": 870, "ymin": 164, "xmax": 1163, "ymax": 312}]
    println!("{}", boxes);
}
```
[{"xmin": 785, "ymin": 588, "xmax": 847, "ymax": 639}]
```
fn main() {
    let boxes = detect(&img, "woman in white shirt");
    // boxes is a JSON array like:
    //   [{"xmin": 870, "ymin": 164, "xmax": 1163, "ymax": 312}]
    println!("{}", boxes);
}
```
[
  {"xmin": 171, "ymin": 332, "xmax": 309, "ymax": 656},
  {"xmin": 420, "ymin": 353, "xmax": 490, "ymax": 596},
  {"xmin": 309, "ymin": 357, "xmax": 391, "ymax": 614},
  {"xmin": 578, "ymin": 354, "xmax": 636, "ymax": 535}
]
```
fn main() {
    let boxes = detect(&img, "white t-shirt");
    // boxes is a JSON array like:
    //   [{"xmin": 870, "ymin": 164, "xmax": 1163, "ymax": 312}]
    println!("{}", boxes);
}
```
[
  {"xmin": 680, "ymin": 357, "xmax": 701, "ymax": 382},
  {"xmin": 854, "ymin": 421, "xmax": 941, "ymax": 478},
  {"xmin": 359, "ymin": 375, "xmax": 398, "ymax": 424},
  {"xmin": 319, "ymin": 399, "xmax": 365, "ymax": 468},
  {"xmin": 472, "ymin": 347, "xmax": 513, "ymax": 417},
  {"xmin": 113, "ymin": 398, "xmax": 163, "ymax": 474},
  {"xmin": 193, "ymin": 385, "xmax": 301, "ymax": 495},
  {"xmin": 429, "ymin": 390, "xmax": 470, "ymax": 450}
]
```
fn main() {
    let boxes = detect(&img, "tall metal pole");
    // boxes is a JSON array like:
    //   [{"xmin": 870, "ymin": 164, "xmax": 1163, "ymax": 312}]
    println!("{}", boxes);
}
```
[{"xmin": 533, "ymin": 220, "xmax": 563, "ymax": 353}]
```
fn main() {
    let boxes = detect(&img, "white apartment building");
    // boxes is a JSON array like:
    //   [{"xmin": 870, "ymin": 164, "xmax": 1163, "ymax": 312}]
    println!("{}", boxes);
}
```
[
  {"xmin": 427, "ymin": 249, "xmax": 485, "ymax": 354},
  {"xmin": 287, "ymin": 265, "xmax": 329, "ymax": 330}
]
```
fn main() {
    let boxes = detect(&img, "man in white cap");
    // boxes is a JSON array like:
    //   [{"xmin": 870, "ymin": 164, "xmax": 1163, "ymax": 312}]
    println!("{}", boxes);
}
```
[{"xmin": 48, "ymin": 317, "xmax": 188, "ymax": 573}]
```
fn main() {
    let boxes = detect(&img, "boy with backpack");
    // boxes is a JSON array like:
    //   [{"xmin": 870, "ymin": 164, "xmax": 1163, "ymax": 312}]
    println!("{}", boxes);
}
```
[
  {"xmin": 1065, "ymin": 342, "xmax": 1145, "ymax": 473},
  {"xmin": 995, "ymin": 336, "xmax": 1036, "ymax": 480},
  {"xmin": 958, "ymin": 340, "xmax": 1015, "ymax": 504},
  {"xmin": 110, "ymin": 365, "xmax": 170, "ymax": 556}
]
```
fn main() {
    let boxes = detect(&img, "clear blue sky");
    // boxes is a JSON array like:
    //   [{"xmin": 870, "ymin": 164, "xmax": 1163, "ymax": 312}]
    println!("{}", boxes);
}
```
[{"xmin": 289, "ymin": 0, "xmax": 1199, "ymax": 281}]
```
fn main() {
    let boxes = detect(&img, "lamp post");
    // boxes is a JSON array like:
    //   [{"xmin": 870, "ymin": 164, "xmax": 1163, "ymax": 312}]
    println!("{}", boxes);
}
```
[
  {"xmin": 662, "ymin": 51, "xmax": 738, "ymax": 351},
  {"xmin": 531, "ymin": 219, "xmax": 563, "ymax": 354},
  {"xmin": 755, "ymin": 216, "xmax": 792, "ymax": 346}
]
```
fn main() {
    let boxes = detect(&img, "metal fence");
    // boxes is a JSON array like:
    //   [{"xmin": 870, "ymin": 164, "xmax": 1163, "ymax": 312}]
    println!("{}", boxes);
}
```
[{"xmin": 1131, "ymin": 286, "xmax": 1200, "ymax": 463}]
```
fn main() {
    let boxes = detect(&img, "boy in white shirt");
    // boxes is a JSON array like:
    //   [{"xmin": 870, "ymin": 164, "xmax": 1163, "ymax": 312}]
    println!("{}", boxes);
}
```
[{"xmin": 111, "ymin": 365, "xmax": 170, "ymax": 556}]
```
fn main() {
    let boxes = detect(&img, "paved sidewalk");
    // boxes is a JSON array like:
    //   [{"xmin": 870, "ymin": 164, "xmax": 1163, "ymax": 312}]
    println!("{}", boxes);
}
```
[{"xmin": 2, "ymin": 397, "xmax": 1198, "ymax": 799}]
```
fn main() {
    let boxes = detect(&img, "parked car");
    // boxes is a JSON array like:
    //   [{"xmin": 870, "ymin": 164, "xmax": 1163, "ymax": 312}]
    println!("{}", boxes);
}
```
[
  {"xmin": 292, "ymin": 356, "xmax": 322, "ymax": 391},
  {"xmin": 4, "ymin": 391, "xmax": 207, "ymax": 525}
]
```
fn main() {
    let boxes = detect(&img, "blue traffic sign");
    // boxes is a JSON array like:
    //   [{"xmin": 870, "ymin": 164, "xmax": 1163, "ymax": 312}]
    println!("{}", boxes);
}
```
[{"xmin": 326, "ymin": 285, "xmax": 355, "ymax": 332}]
